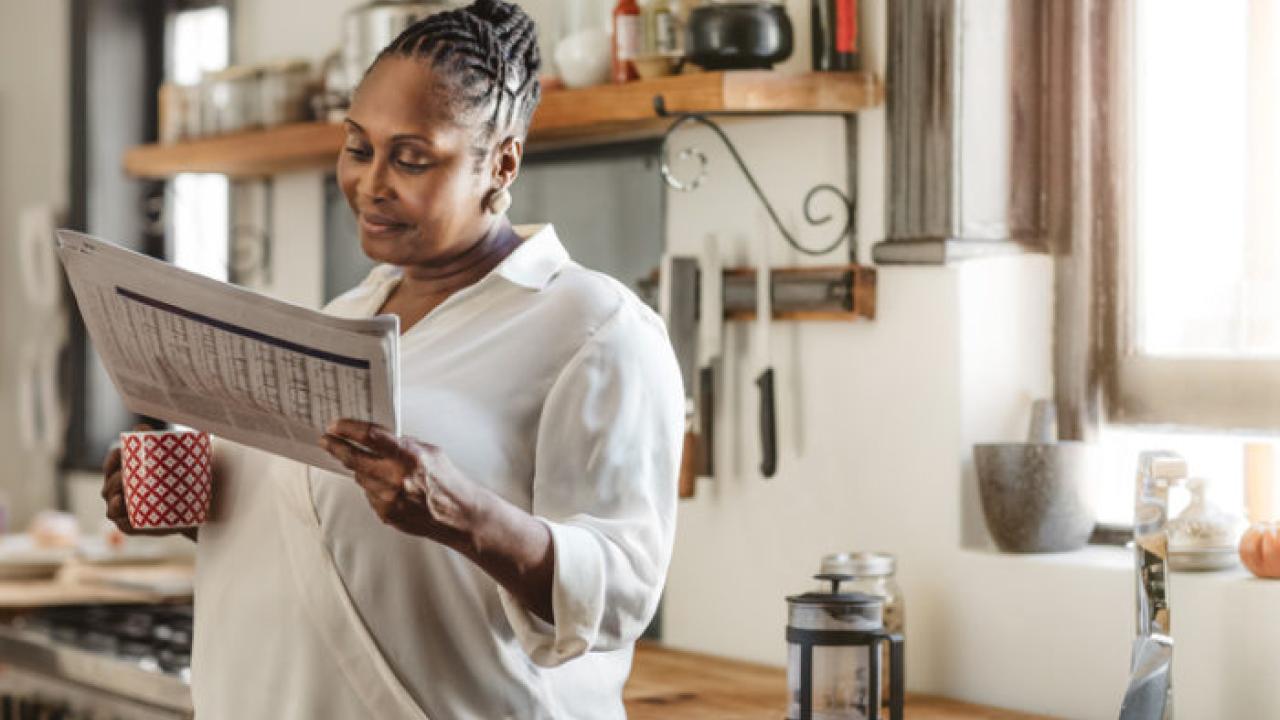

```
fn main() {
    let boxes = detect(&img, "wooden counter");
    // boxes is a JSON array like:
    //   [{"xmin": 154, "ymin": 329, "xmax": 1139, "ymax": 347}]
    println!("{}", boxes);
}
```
[
  {"xmin": 0, "ymin": 561, "xmax": 192, "ymax": 610},
  {"xmin": 624, "ymin": 644, "xmax": 1055, "ymax": 720}
]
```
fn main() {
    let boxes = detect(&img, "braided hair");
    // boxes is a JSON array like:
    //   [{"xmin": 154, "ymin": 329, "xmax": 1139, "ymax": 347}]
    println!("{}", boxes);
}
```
[{"xmin": 370, "ymin": 0, "xmax": 542, "ymax": 147}]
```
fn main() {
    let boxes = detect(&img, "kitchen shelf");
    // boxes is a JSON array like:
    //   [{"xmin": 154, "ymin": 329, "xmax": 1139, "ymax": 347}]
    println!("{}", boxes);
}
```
[{"xmin": 122, "ymin": 71, "xmax": 883, "ymax": 179}]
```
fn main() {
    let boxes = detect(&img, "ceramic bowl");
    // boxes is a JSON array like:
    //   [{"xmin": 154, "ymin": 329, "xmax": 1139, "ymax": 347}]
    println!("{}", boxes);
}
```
[
  {"xmin": 554, "ymin": 29, "xmax": 611, "ymax": 89},
  {"xmin": 974, "ymin": 442, "xmax": 1098, "ymax": 553}
]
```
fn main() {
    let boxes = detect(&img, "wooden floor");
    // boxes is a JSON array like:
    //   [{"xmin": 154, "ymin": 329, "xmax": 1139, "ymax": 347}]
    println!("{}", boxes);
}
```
[{"xmin": 623, "ymin": 643, "xmax": 1058, "ymax": 720}]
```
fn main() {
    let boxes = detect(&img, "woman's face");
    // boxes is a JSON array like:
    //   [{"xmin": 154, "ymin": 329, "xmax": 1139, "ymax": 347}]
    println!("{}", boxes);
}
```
[{"xmin": 337, "ymin": 56, "xmax": 493, "ymax": 267}]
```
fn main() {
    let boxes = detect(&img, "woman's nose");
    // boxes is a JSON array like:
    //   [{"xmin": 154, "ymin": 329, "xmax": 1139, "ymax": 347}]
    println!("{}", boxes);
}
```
[{"xmin": 359, "ymin": 156, "xmax": 395, "ymax": 203}]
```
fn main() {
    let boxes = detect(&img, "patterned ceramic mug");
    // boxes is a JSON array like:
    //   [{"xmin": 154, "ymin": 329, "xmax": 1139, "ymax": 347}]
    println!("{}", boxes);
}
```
[{"xmin": 119, "ymin": 429, "xmax": 212, "ymax": 530}]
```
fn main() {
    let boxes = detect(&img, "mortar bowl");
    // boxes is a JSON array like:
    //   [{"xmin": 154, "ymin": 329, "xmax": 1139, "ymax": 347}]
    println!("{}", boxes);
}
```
[{"xmin": 974, "ymin": 442, "xmax": 1098, "ymax": 553}]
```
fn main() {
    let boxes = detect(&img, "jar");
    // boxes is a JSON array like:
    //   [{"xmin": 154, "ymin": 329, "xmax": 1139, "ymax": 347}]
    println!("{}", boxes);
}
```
[
  {"xmin": 555, "ymin": 0, "xmax": 612, "ymax": 88},
  {"xmin": 201, "ymin": 65, "xmax": 263, "ymax": 135},
  {"xmin": 820, "ymin": 552, "xmax": 903, "ymax": 634},
  {"xmin": 1167, "ymin": 477, "xmax": 1245, "ymax": 572},
  {"xmin": 158, "ymin": 83, "xmax": 202, "ymax": 143},
  {"xmin": 259, "ymin": 59, "xmax": 314, "ymax": 128},
  {"xmin": 821, "ymin": 552, "xmax": 904, "ymax": 714},
  {"xmin": 343, "ymin": 1, "xmax": 456, "ymax": 93}
]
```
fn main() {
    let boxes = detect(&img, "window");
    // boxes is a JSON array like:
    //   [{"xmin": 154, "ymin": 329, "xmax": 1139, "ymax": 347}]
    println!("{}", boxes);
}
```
[
  {"xmin": 1114, "ymin": 0, "xmax": 1280, "ymax": 430},
  {"xmin": 167, "ymin": 5, "xmax": 229, "ymax": 282},
  {"xmin": 1079, "ymin": 0, "xmax": 1280, "ymax": 527}
]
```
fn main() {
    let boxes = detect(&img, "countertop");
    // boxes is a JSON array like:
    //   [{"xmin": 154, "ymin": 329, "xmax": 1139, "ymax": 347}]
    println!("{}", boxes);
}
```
[
  {"xmin": 624, "ymin": 643, "xmax": 1055, "ymax": 720},
  {"xmin": 0, "ymin": 560, "xmax": 193, "ymax": 609}
]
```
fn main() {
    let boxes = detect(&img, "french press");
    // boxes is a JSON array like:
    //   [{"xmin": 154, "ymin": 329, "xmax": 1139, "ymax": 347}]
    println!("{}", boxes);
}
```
[{"xmin": 786, "ymin": 573, "xmax": 904, "ymax": 720}]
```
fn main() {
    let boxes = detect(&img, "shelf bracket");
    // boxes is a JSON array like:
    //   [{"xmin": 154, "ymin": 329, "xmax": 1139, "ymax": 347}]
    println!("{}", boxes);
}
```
[{"xmin": 653, "ymin": 94, "xmax": 856, "ymax": 259}]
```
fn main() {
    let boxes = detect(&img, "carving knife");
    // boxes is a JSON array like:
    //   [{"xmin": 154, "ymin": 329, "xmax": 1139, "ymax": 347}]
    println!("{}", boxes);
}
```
[
  {"xmin": 659, "ymin": 254, "xmax": 700, "ymax": 498},
  {"xmin": 696, "ymin": 235, "xmax": 722, "ymax": 478},
  {"xmin": 756, "ymin": 233, "xmax": 777, "ymax": 479}
]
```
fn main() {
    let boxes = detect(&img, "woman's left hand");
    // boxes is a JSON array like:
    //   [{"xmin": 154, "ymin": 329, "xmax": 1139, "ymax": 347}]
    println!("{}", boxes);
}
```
[
  {"xmin": 319, "ymin": 419, "xmax": 475, "ymax": 546},
  {"xmin": 321, "ymin": 419, "xmax": 556, "ymax": 623}
]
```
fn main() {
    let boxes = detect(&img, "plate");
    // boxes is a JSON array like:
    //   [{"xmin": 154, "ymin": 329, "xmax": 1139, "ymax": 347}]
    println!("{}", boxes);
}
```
[{"xmin": 0, "ymin": 535, "xmax": 71, "ymax": 580}]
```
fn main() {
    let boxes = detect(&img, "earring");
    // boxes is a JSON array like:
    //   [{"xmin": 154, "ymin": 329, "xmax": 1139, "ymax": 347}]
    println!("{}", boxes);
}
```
[{"xmin": 487, "ymin": 187, "xmax": 512, "ymax": 215}]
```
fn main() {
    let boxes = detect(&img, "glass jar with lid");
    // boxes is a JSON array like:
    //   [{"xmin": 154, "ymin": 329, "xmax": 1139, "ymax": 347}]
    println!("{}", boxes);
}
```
[
  {"xmin": 821, "ymin": 552, "xmax": 904, "ymax": 714},
  {"xmin": 820, "ymin": 552, "xmax": 903, "ymax": 635}
]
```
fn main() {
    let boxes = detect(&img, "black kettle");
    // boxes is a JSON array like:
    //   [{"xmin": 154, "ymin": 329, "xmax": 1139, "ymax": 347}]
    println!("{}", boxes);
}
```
[{"xmin": 685, "ymin": 2, "xmax": 794, "ymax": 71}]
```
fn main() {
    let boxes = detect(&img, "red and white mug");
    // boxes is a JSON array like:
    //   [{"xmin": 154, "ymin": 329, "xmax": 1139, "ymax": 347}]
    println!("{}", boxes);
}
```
[{"xmin": 120, "ymin": 429, "xmax": 212, "ymax": 530}]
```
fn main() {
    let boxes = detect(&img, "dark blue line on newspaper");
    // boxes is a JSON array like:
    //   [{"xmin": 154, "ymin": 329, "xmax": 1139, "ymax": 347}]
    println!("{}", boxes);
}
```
[{"xmin": 115, "ymin": 286, "xmax": 370, "ymax": 369}]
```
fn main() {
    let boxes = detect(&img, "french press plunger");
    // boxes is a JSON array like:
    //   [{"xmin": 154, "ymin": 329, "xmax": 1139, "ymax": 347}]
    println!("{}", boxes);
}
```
[{"xmin": 786, "ymin": 573, "xmax": 904, "ymax": 720}]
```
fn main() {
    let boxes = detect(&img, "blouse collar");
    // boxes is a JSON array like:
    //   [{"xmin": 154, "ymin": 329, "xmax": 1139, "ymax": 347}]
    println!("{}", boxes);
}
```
[
  {"xmin": 364, "ymin": 223, "xmax": 570, "ymax": 299},
  {"xmin": 493, "ymin": 224, "xmax": 570, "ymax": 291}
]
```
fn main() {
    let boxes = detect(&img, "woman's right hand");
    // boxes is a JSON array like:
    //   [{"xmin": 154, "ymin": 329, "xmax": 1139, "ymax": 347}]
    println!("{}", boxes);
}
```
[{"xmin": 101, "ymin": 424, "xmax": 196, "ymax": 540}]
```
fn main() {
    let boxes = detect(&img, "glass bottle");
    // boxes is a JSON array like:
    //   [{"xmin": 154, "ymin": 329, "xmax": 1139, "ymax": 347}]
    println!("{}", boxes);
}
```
[
  {"xmin": 644, "ymin": 0, "xmax": 682, "ymax": 57},
  {"xmin": 611, "ymin": 0, "xmax": 641, "ymax": 82}
]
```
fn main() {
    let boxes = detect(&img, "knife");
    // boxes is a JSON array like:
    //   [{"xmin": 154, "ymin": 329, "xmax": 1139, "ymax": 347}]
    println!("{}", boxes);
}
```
[
  {"xmin": 659, "ymin": 254, "xmax": 701, "ymax": 498},
  {"xmin": 755, "ymin": 234, "xmax": 777, "ymax": 479},
  {"xmin": 696, "ymin": 236, "xmax": 722, "ymax": 479}
]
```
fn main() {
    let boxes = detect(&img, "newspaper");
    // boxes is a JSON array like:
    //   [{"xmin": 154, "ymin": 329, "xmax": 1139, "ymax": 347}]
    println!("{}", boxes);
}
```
[{"xmin": 55, "ymin": 229, "xmax": 399, "ymax": 475}]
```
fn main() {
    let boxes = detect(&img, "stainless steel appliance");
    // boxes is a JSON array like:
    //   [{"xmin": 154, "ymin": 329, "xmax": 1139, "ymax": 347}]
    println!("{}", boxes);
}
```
[
  {"xmin": 342, "ymin": 0, "xmax": 461, "ymax": 94},
  {"xmin": 0, "ymin": 605, "xmax": 193, "ymax": 719},
  {"xmin": 1119, "ymin": 451, "xmax": 1187, "ymax": 720}
]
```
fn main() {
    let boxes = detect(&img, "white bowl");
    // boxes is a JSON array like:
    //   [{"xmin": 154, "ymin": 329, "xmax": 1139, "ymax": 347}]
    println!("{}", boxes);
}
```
[{"xmin": 555, "ymin": 29, "xmax": 611, "ymax": 89}]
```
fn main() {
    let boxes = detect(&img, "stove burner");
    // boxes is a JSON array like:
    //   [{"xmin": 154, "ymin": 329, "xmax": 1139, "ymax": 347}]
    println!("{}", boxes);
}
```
[{"xmin": 16, "ymin": 604, "xmax": 194, "ymax": 679}]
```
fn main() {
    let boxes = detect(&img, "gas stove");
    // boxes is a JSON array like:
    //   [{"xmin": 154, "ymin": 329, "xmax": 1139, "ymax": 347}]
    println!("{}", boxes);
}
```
[{"xmin": 0, "ymin": 604, "xmax": 193, "ymax": 719}]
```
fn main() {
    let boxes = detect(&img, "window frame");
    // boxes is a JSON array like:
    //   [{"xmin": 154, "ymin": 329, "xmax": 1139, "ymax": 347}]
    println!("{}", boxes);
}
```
[{"xmin": 1104, "ymin": 0, "xmax": 1280, "ymax": 433}]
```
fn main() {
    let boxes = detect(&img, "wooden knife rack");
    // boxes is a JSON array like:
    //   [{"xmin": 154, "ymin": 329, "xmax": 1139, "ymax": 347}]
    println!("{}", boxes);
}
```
[{"xmin": 640, "ymin": 263, "xmax": 876, "ymax": 322}]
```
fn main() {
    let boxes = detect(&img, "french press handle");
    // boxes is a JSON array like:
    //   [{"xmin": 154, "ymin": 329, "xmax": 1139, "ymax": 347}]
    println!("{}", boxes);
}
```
[{"xmin": 867, "ymin": 630, "xmax": 904, "ymax": 720}]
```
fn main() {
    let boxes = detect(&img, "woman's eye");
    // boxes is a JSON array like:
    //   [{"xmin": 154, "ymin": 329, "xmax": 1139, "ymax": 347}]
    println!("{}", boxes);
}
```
[
  {"xmin": 395, "ymin": 156, "xmax": 431, "ymax": 172},
  {"xmin": 343, "ymin": 145, "xmax": 372, "ymax": 160}
]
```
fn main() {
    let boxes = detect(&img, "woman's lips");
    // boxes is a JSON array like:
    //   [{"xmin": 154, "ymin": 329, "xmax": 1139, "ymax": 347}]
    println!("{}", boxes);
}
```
[{"xmin": 359, "ymin": 213, "xmax": 411, "ymax": 238}]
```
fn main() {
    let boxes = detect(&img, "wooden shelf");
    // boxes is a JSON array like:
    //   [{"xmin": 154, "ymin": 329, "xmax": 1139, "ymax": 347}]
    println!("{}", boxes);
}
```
[{"xmin": 123, "ymin": 71, "xmax": 882, "ymax": 179}]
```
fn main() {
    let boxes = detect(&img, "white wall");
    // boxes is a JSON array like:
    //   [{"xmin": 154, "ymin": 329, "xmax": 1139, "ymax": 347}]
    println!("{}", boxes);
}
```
[
  {"xmin": 233, "ymin": 1, "xmax": 1280, "ymax": 718},
  {"xmin": 0, "ymin": 0, "xmax": 69, "ymax": 526}
]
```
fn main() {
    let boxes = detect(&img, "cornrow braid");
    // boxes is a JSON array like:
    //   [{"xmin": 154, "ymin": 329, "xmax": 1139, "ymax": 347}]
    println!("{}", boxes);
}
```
[{"xmin": 371, "ymin": 0, "xmax": 542, "ymax": 144}]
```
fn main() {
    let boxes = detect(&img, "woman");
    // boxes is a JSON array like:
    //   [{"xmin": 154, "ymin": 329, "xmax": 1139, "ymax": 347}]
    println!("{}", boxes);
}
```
[{"xmin": 99, "ymin": 2, "xmax": 684, "ymax": 717}]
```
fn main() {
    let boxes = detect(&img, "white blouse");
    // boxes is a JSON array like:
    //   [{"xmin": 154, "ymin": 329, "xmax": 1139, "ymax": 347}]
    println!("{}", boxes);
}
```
[{"xmin": 197, "ymin": 224, "xmax": 682, "ymax": 719}]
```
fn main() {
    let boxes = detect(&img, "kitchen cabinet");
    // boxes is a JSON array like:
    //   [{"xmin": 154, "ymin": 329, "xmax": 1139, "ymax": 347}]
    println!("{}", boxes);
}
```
[
  {"xmin": 122, "ymin": 71, "xmax": 883, "ymax": 179},
  {"xmin": 625, "ymin": 643, "xmax": 1057, "ymax": 720}
]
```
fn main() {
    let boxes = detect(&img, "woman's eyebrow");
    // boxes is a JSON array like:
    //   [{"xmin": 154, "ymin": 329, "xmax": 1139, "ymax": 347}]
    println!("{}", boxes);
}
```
[
  {"xmin": 344, "ymin": 119, "xmax": 433, "ymax": 146},
  {"xmin": 390, "ymin": 133, "xmax": 434, "ymax": 146}
]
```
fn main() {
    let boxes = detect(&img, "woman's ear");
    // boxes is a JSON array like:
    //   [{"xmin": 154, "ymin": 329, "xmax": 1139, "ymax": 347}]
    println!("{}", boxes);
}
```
[{"xmin": 491, "ymin": 136, "xmax": 524, "ymax": 191}]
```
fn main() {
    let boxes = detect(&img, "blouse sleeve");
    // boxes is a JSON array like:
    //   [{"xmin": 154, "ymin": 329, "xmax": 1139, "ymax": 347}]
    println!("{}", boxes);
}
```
[{"xmin": 497, "ymin": 298, "xmax": 685, "ymax": 668}]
